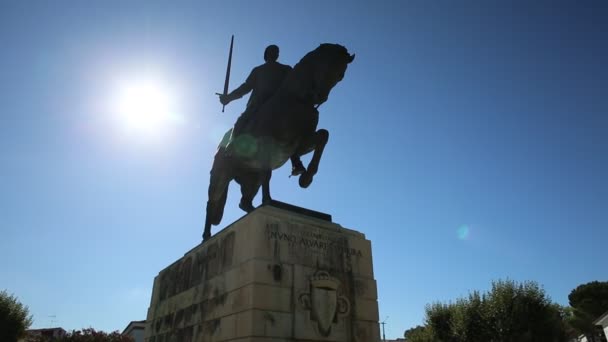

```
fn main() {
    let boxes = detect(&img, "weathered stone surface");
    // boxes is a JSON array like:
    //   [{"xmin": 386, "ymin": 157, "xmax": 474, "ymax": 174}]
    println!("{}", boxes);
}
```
[{"xmin": 145, "ymin": 204, "xmax": 380, "ymax": 342}]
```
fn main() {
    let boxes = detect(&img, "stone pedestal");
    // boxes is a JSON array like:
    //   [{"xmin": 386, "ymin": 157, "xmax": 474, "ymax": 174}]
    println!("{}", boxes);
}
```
[{"xmin": 145, "ymin": 202, "xmax": 380, "ymax": 342}]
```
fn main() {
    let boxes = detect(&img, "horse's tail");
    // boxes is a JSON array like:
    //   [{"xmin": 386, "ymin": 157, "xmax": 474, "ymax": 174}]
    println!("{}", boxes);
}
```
[
  {"xmin": 207, "ymin": 178, "xmax": 229, "ymax": 226},
  {"xmin": 203, "ymin": 149, "xmax": 232, "ymax": 240}
]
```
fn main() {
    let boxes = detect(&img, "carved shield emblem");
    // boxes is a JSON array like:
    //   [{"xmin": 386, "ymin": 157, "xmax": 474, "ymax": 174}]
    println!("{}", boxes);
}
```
[
  {"xmin": 300, "ymin": 271, "xmax": 350, "ymax": 337},
  {"xmin": 312, "ymin": 287, "xmax": 337, "ymax": 336}
]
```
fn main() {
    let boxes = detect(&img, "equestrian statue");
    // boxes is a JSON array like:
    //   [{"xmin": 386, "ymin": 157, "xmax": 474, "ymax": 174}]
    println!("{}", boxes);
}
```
[{"xmin": 203, "ymin": 41, "xmax": 354, "ymax": 241}]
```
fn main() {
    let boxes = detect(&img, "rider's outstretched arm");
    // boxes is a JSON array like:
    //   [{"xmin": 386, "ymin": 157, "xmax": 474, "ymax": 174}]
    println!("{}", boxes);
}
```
[{"xmin": 224, "ymin": 69, "xmax": 255, "ymax": 103}]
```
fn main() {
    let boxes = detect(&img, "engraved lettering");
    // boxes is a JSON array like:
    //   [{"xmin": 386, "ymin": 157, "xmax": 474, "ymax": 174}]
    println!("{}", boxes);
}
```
[{"xmin": 267, "ymin": 225, "xmax": 363, "ymax": 257}]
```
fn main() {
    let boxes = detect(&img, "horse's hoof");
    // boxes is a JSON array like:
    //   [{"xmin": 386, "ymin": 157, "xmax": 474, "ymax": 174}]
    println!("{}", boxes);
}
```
[
  {"xmin": 262, "ymin": 197, "xmax": 273, "ymax": 205},
  {"xmin": 299, "ymin": 172, "xmax": 314, "ymax": 188},
  {"xmin": 239, "ymin": 200, "xmax": 255, "ymax": 213},
  {"xmin": 202, "ymin": 232, "xmax": 211, "ymax": 242},
  {"xmin": 291, "ymin": 165, "xmax": 306, "ymax": 177}
]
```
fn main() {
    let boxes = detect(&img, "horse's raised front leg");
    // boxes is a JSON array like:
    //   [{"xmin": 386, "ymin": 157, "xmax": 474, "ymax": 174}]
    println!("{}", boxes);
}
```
[{"xmin": 297, "ymin": 129, "xmax": 329, "ymax": 188}]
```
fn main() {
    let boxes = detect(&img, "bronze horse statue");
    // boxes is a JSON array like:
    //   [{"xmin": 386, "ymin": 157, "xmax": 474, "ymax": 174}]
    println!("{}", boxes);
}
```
[{"xmin": 203, "ymin": 43, "xmax": 354, "ymax": 241}]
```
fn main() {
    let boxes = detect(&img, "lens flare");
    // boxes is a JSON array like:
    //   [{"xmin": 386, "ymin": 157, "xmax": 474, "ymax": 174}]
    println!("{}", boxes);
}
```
[
  {"xmin": 457, "ymin": 225, "xmax": 470, "ymax": 240},
  {"xmin": 233, "ymin": 134, "xmax": 258, "ymax": 158}
]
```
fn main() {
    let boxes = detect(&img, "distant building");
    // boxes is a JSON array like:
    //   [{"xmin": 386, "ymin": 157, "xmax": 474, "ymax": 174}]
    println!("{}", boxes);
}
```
[
  {"xmin": 570, "ymin": 312, "xmax": 608, "ymax": 342},
  {"xmin": 20, "ymin": 327, "xmax": 67, "ymax": 341},
  {"xmin": 122, "ymin": 320, "xmax": 145, "ymax": 342},
  {"xmin": 595, "ymin": 310, "xmax": 608, "ymax": 342}
]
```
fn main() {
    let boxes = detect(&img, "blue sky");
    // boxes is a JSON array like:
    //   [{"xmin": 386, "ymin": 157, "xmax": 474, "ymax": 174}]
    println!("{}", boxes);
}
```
[{"xmin": 1, "ymin": 1, "xmax": 606, "ymax": 339}]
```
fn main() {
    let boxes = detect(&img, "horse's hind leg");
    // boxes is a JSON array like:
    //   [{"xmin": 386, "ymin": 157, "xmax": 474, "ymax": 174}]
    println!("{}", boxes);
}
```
[
  {"xmin": 236, "ymin": 170, "xmax": 265, "ymax": 213},
  {"xmin": 297, "ymin": 129, "xmax": 329, "ymax": 188},
  {"xmin": 237, "ymin": 170, "xmax": 271, "ymax": 212},
  {"xmin": 238, "ymin": 179, "xmax": 257, "ymax": 213},
  {"xmin": 261, "ymin": 170, "xmax": 272, "ymax": 204}
]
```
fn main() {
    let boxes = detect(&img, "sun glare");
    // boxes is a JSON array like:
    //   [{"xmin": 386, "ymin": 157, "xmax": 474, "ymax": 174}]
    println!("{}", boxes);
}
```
[{"xmin": 112, "ymin": 75, "xmax": 182, "ymax": 140}]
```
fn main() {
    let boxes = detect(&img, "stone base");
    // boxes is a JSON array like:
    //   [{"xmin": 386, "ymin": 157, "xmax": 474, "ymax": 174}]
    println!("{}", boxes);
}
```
[{"xmin": 145, "ymin": 202, "xmax": 380, "ymax": 342}]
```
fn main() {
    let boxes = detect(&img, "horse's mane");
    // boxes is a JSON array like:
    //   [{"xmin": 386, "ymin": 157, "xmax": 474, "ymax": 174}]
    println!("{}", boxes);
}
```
[{"xmin": 293, "ymin": 43, "xmax": 351, "ymax": 70}]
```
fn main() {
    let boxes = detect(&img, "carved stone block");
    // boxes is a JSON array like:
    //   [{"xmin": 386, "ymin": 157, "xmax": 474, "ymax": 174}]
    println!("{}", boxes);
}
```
[{"xmin": 145, "ymin": 203, "xmax": 380, "ymax": 342}]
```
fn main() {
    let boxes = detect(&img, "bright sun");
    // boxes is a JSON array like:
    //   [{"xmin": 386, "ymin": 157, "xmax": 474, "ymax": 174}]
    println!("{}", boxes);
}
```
[{"xmin": 112, "ymin": 75, "xmax": 181, "ymax": 139}]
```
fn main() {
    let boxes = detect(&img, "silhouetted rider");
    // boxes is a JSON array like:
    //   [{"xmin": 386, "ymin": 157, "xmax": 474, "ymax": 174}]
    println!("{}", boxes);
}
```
[{"xmin": 219, "ymin": 44, "xmax": 305, "ymax": 175}]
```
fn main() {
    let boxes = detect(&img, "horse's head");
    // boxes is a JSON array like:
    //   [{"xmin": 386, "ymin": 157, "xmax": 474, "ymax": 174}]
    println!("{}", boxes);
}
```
[{"xmin": 295, "ymin": 44, "xmax": 355, "ymax": 106}]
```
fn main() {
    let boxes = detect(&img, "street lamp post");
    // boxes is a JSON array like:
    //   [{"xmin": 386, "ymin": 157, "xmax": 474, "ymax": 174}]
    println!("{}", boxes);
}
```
[{"xmin": 380, "ymin": 316, "xmax": 388, "ymax": 342}]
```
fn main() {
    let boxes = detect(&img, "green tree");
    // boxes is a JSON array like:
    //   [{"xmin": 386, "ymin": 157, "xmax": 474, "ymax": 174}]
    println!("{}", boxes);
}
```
[
  {"xmin": 450, "ymin": 292, "xmax": 491, "ymax": 342},
  {"xmin": 0, "ymin": 290, "xmax": 33, "ymax": 342},
  {"xmin": 425, "ymin": 302, "xmax": 454, "ymax": 341},
  {"xmin": 58, "ymin": 328, "xmax": 134, "ymax": 342},
  {"xmin": 484, "ymin": 279, "xmax": 566, "ymax": 342},
  {"xmin": 404, "ymin": 325, "xmax": 433, "ymax": 342},
  {"xmin": 409, "ymin": 279, "xmax": 569, "ymax": 342},
  {"xmin": 568, "ymin": 281, "xmax": 608, "ymax": 342}
]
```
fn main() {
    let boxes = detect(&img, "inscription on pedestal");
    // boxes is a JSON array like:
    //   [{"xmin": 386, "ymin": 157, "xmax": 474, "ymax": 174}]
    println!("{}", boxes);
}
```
[{"xmin": 266, "ymin": 222, "xmax": 363, "ymax": 257}]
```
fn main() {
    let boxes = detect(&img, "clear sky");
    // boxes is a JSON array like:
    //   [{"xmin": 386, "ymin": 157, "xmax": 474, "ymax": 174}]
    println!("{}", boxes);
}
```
[{"xmin": 1, "ymin": 1, "xmax": 606, "ymax": 339}]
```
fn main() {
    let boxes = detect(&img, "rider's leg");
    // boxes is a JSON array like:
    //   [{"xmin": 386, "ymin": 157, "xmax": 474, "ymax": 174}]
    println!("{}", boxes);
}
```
[
  {"xmin": 226, "ymin": 108, "xmax": 253, "ymax": 153},
  {"xmin": 230, "ymin": 113, "xmax": 247, "ymax": 142}
]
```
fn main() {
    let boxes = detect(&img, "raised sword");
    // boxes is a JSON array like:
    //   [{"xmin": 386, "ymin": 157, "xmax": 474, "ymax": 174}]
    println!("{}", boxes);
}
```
[{"xmin": 216, "ymin": 35, "xmax": 234, "ymax": 113}]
